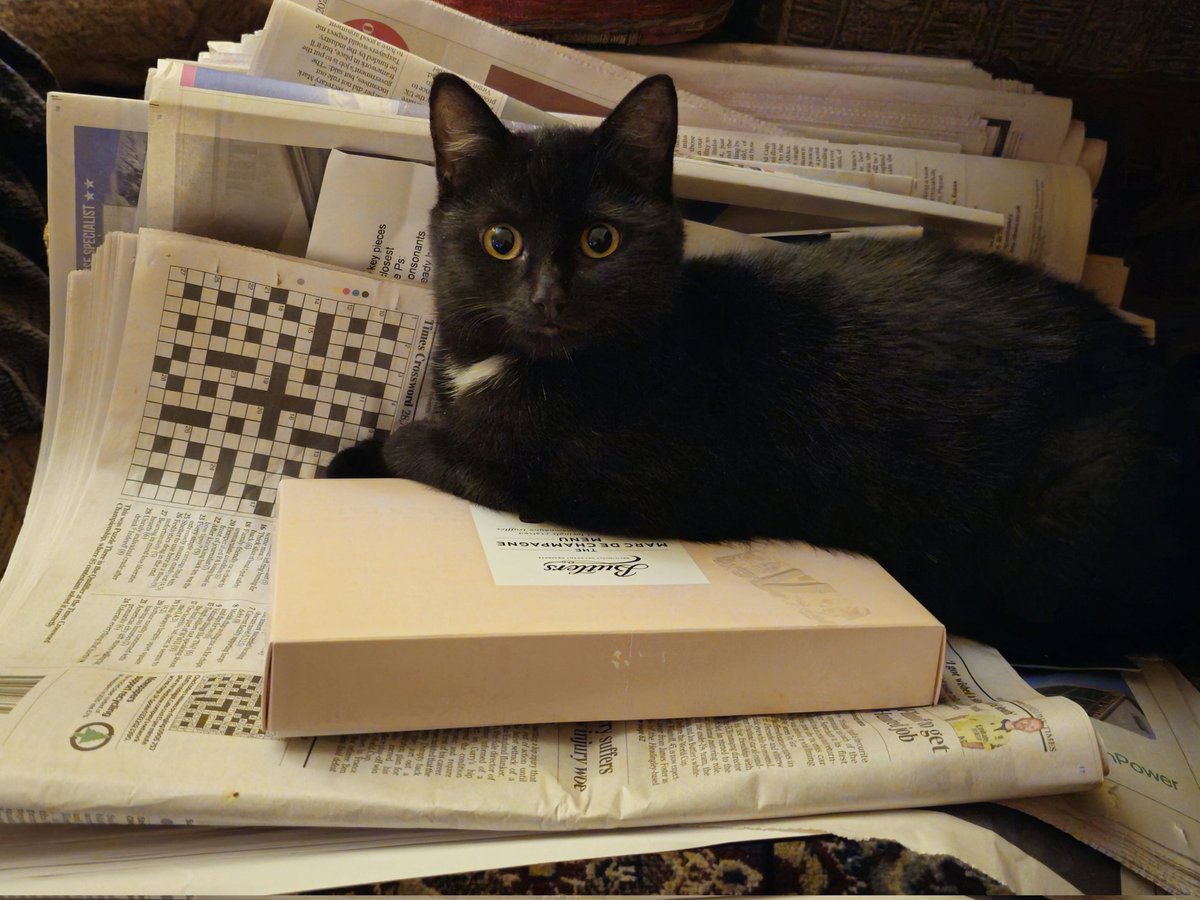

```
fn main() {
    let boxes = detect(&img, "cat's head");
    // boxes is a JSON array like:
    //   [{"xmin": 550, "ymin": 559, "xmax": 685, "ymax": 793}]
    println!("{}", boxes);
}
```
[{"xmin": 427, "ymin": 73, "xmax": 684, "ymax": 360}]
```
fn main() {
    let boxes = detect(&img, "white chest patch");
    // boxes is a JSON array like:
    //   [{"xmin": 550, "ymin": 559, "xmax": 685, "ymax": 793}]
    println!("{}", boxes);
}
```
[{"xmin": 445, "ymin": 355, "xmax": 512, "ymax": 397}]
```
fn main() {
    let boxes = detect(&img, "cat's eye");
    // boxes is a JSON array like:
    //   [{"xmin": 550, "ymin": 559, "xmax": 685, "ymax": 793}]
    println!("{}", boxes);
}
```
[
  {"xmin": 581, "ymin": 223, "xmax": 620, "ymax": 259},
  {"xmin": 482, "ymin": 224, "xmax": 522, "ymax": 260}
]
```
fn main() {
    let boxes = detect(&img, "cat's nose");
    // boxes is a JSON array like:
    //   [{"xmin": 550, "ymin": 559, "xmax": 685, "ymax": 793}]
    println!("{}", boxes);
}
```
[{"xmin": 531, "ymin": 278, "xmax": 567, "ymax": 324}]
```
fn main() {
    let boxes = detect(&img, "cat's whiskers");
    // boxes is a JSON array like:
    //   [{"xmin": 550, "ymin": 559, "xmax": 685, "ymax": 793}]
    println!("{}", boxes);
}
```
[
  {"xmin": 444, "ymin": 303, "xmax": 508, "ymax": 349},
  {"xmin": 600, "ymin": 314, "xmax": 654, "ymax": 346}
]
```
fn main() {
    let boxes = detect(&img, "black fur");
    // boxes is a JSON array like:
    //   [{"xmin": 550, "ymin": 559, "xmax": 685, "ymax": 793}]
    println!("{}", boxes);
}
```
[{"xmin": 329, "ymin": 73, "xmax": 1195, "ymax": 659}]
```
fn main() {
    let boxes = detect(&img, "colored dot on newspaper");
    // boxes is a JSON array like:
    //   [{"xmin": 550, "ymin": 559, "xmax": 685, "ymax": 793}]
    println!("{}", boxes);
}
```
[
  {"xmin": 342, "ymin": 288, "xmax": 351, "ymax": 295},
  {"xmin": 352, "ymin": 290, "xmax": 361, "ymax": 297}
]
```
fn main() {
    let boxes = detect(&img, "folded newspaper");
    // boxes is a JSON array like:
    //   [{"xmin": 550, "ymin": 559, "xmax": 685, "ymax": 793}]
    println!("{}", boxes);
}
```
[{"xmin": 4, "ymin": 0, "xmax": 1188, "ymax": 890}]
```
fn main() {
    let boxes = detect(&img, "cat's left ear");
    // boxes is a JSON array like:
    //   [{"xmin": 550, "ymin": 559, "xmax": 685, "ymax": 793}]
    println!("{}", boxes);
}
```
[
  {"xmin": 595, "ymin": 74, "xmax": 677, "ymax": 196},
  {"xmin": 429, "ymin": 72, "xmax": 510, "ymax": 195}
]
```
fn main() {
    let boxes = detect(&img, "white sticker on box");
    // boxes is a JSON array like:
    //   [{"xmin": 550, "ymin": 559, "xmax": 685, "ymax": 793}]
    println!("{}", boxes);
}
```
[{"xmin": 470, "ymin": 505, "xmax": 709, "ymax": 586}]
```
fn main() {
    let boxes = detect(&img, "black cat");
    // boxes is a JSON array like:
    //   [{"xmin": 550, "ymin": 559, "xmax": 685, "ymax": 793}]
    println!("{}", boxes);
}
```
[{"xmin": 329, "ymin": 72, "xmax": 1194, "ymax": 658}]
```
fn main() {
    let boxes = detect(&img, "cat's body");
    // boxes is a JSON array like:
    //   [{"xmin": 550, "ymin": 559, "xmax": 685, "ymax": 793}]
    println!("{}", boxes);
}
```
[{"xmin": 330, "ymin": 73, "xmax": 1193, "ymax": 657}]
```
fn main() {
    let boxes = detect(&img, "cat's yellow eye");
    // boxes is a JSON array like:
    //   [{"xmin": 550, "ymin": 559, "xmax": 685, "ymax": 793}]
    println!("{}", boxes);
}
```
[
  {"xmin": 581, "ymin": 223, "xmax": 620, "ymax": 259},
  {"xmin": 482, "ymin": 224, "xmax": 522, "ymax": 260}
]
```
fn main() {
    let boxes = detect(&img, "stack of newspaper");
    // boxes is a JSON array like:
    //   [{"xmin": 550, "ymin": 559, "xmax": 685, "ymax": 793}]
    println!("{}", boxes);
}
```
[{"xmin": 0, "ymin": 0, "xmax": 1194, "ymax": 892}]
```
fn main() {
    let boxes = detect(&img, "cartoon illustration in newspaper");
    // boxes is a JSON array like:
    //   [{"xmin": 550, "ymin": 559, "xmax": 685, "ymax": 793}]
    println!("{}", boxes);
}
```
[{"xmin": 945, "ymin": 704, "xmax": 1047, "ymax": 751}]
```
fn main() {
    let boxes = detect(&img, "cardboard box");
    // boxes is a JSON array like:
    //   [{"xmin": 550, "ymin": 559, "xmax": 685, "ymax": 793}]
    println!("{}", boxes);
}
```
[{"xmin": 265, "ymin": 478, "xmax": 945, "ymax": 736}]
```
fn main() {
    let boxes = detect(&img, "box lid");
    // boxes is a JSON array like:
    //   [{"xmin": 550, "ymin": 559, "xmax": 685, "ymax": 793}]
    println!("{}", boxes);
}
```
[{"xmin": 271, "ymin": 477, "xmax": 943, "ymax": 644}]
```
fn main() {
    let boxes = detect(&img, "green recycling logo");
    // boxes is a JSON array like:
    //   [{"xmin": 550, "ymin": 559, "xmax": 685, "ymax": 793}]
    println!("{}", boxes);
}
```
[{"xmin": 70, "ymin": 722, "xmax": 114, "ymax": 751}]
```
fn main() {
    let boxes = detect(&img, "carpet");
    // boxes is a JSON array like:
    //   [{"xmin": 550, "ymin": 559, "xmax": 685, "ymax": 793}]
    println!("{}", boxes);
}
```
[{"xmin": 303, "ymin": 836, "xmax": 1012, "ymax": 895}]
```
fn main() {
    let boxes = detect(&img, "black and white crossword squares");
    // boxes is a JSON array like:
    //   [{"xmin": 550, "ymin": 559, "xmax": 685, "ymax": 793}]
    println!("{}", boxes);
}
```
[{"xmin": 125, "ymin": 266, "xmax": 418, "ymax": 517}]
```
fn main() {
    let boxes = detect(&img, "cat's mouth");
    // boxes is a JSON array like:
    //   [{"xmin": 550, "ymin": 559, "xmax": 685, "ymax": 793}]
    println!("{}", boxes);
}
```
[{"xmin": 515, "ymin": 322, "xmax": 574, "ymax": 357}]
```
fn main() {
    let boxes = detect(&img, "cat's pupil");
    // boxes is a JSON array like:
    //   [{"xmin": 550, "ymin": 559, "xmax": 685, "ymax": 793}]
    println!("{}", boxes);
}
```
[
  {"xmin": 486, "ymin": 225, "xmax": 518, "ymax": 257},
  {"xmin": 586, "ymin": 225, "xmax": 613, "ymax": 255}
]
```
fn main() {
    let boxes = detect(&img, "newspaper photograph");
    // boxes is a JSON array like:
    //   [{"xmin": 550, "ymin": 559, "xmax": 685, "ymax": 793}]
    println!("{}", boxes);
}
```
[{"xmin": 44, "ymin": 95, "xmax": 147, "ymax": 304}]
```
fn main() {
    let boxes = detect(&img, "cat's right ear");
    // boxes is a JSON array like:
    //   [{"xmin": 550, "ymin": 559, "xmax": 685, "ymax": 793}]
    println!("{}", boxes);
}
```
[
  {"xmin": 595, "ymin": 74, "xmax": 678, "ymax": 197},
  {"xmin": 428, "ymin": 73, "xmax": 510, "ymax": 194}
]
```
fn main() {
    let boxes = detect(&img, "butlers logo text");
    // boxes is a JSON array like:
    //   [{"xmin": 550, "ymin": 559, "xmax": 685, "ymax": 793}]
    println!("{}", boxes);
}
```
[{"xmin": 542, "ymin": 556, "xmax": 650, "ymax": 578}]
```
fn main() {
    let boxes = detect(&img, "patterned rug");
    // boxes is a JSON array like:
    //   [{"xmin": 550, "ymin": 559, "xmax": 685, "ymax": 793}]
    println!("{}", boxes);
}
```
[{"xmin": 303, "ymin": 836, "xmax": 1011, "ymax": 895}]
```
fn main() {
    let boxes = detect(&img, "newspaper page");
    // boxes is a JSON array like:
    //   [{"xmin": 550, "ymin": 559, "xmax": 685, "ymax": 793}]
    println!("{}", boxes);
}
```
[
  {"xmin": 305, "ymin": 151, "xmax": 437, "ymax": 281},
  {"xmin": 0, "ymin": 235, "xmax": 174, "ymax": 627},
  {"xmin": 197, "ymin": 38, "xmax": 257, "ymax": 70},
  {"xmin": 37, "ymin": 95, "xmax": 149, "ymax": 528},
  {"xmin": 244, "ymin": 6, "xmax": 968, "ymax": 203},
  {"xmin": 153, "ymin": 62, "xmax": 429, "ymax": 117},
  {"xmin": 146, "ymin": 58, "xmax": 1003, "ymax": 244},
  {"xmin": 1057, "ymin": 118, "xmax": 1087, "ymax": 165},
  {"xmin": 248, "ymin": 0, "xmax": 557, "ymax": 126},
  {"xmin": 1005, "ymin": 659, "xmax": 1200, "ymax": 893},
  {"xmin": 0, "ymin": 269, "xmax": 93, "ymax": 622},
  {"xmin": 284, "ymin": 0, "xmax": 783, "ymax": 135},
  {"xmin": 639, "ymin": 42, "xmax": 1025, "ymax": 91},
  {"xmin": 1079, "ymin": 137, "xmax": 1107, "ymax": 189},
  {"xmin": 0, "ymin": 239, "xmax": 142, "ymax": 629},
  {"xmin": 593, "ymin": 50, "xmax": 1074, "ymax": 163},
  {"xmin": 669, "ymin": 157, "xmax": 1000, "ymax": 241},
  {"xmin": 653, "ymin": 122, "xmax": 1093, "ymax": 282},
  {"xmin": 1080, "ymin": 254, "xmax": 1131, "ymax": 309},
  {"xmin": 197, "ymin": 31, "xmax": 263, "ymax": 70},
  {"xmin": 0, "ymin": 227, "xmax": 1102, "ymax": 830},
  {"xmin": 0, "ymin": 804, "xmax": 1130, "ymax": 895},
  {"xmin": 141, "ymin": 62, "xmax": 434, "ymax": 255},
  {"xmin": 141, "ymin": 60, "xmax": 1002, "ymax": 261}
]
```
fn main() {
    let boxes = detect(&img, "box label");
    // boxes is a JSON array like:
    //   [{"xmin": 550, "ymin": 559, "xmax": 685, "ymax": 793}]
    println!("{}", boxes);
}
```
[{"xmin": 470, "ymin": 506, "xmax": 709, "ymax": 586}]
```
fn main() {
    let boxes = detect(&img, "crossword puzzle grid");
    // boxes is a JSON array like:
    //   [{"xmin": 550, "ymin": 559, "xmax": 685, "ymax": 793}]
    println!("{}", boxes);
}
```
[
  {"xmin": 171, "ymin": 674, "xmax": 264, "ymax": 739},
  {"xmin": 124, "ymin": 266, "xmax": 416, "ymax": 517}
]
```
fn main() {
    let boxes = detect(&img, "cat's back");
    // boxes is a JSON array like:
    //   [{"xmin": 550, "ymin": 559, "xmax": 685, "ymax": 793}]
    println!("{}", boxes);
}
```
[
  {"xmin": 675, "ymin": 237, "xmax": 1166, "ymax": 541},
  {"xmin": 675, "ymin": 238, "xmax": 1183, "ymax": 644},
  {"xmin": 680, "ymin": 237, "xmax": 1158, "ymax": 417},
  {"xmin": 685, "ymin": 237, "xmax": 1146, "ymax": 354}
]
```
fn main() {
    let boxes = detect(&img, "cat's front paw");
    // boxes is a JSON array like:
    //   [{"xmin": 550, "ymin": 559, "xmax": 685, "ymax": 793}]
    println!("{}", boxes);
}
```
[
  {"xmin": 325, "ymin": 439, "xmax": 390, "ymax": 478},
  {"xmin": 380, "ymin": 421, "xmax": 445, "ymax": 481},
  {"xmin": 380, "ymin": 422, "xmax": 517, "ymax": 511}
]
